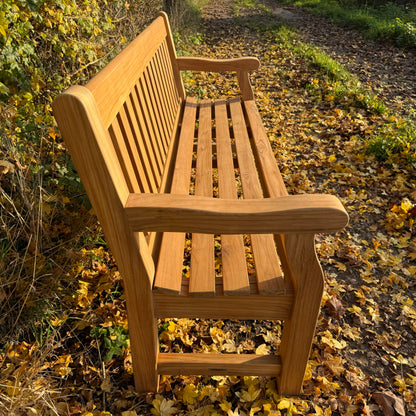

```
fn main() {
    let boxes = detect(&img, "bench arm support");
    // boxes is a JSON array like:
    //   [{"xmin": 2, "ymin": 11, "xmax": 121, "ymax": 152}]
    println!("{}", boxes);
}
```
[
  {"xmin": 176, "ymin": 57, "xmax": 260, "ymax": 100},
  {"xmin": 125, "ymin": 193, "xmax": 348, "ymax": 234}
]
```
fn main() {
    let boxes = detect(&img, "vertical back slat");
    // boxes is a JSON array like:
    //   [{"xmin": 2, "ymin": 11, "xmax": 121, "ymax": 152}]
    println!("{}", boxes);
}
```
[
  {"xmin": 108, "ymin": 117, "xmax": 142, "ymax": 193},
  {"xmin": 148, "ymin": 58, "xmax": 173, "ymax": 145},
  {"xmin": 136, "ymin": 79, "xmax": 167, "ymax": 171},
  {"xmin": 143, "ymin": 67, "xmax": 169, "ymax": 155},
  {"xmin": 140, "ymin": 72, "xmax": 168, "ymax": 162},
  {"xmin": 117, "ymin": 105, "xmax": 152, "ymax": 193},
  {"xmin": 160, "ymin": 41, "xmax": 181, "ymax": 105},
  {"xmin": 124, "ymin": 95, "xmax": 159, "ymax": 193},
  {"xmin": 131, "ymin": 84, "xmax": 164, "ymax": 185},
  {"xmin": 154, "ymin": 46, "xmax": 176, "ymax": 126}
]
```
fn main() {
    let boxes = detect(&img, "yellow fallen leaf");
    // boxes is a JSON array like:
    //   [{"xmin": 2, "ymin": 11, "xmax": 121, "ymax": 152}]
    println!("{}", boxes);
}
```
[
  {"xmin": 236, "ymin": 384, "xmax": 261, "ymax": 402},
  {"xmin": 255, "ymin": 343, "xmax": 271, "ymax": 355},
  {"xmin": 182, "ymin": 383, "xmax": 198, "ymax": 405}
]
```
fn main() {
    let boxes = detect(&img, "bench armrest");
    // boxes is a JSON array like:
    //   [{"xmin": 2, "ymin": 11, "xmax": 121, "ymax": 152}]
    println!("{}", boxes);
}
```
[
  {"xmin": 177, "ymin": 57, "xmax": 259, "ymax": 100},
  {"xmin": 125, "ymin": 193, "xmax": 348, "ymax": 234},
  {"xmin": 176, "ymin": 57, "xmax": 260, "ymax": 72}
]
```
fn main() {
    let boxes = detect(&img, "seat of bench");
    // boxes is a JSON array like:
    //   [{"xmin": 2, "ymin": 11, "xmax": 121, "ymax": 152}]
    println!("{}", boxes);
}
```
[{"xmin": 153, "ymin": 96, "xmax": 291, "ymax": 302}]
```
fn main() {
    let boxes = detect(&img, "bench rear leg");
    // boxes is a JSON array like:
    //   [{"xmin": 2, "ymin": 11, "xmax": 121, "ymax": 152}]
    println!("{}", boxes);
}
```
[{"xmin": 278, "ymin": 233, "xmax": 324, "ymax": 395}]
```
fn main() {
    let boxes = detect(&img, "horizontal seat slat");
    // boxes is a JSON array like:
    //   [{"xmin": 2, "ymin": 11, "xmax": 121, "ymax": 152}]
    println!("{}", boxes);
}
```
[
  {"xmin": 190, "ymin": 100, "xmax": 215, "ymax": 297},
  {"xmin": 215, "ymin": 100, "xmax": 250, "ymax": 295},
  {"xmin": 154, "ymin": 97, "xmax": 198, "ymax": 294},
  {"xmin": 229, "ymin": 98, "xmax": 285, "ymax": 295},
  {"xmin": 244, "ymin": 100, "xmax": 288, "ymax": 198}
]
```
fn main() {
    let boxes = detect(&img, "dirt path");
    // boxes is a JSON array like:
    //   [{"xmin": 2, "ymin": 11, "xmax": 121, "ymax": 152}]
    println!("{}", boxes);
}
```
[{"xmin": 263, "ymin": 0, "xmax": 416, "ymax": 118}]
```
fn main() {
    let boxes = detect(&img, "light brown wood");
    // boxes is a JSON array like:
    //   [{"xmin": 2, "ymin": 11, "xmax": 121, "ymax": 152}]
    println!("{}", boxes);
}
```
[
  {"xmin": 177, "ymin": 56, "xmax": 260, "ymax": 72},
  {"xmin": 153, "ymin": 291, "xmax": 294, "ymax": 319},
  {"xmin": 160, "ymin": 40, "xmax": 182, "ymax": 106},
  {"xmin": 125, "ymin": 193, "xmax": 348, "ymax": 234},
  {"xmin": 53, "ymin": 12, "xmax": 349, "ymax": 396},
  {"xmin": 157, "ymin": 353, "xmax": 281, "ymax": 376},
  {"xmin": 279, "ymin": 234, "xmax": 325, "ymax": 394},
  {"xmin": 244, "ymin": 100, "xmax": 287, "ymax": 198},
  {"xmin": 153, "ymin": 98, "xmax": 198, "ymax": 294},
  {"xmin": 108, "ymin": 115, "xmax": 143, "ymax": 193},
  {"xmin": 135, "ymin": 80, "xmax": 166, "ymax": 170},
  {"xmin": 237, "ymin": 70, "xmax": 255, "ymax": 100},
  {"xmin": 147, "ymin": 59, "xmax": 172, "ymax": 146},
  {"xmin": 124, "ymin": 93, "xmax": 159, "ymax": 192},
  {"xmin": 87, "ymin": 15, "xmax": 167, "ymax": 128},
  {"xmin": 158, "ymin": 12, "xmax": 185, "ymax": 100},
  {"xmin": 230, "ymin": 99, "xmax": 285, "ymax": 295},
  {"xmin": 141, "ymin": 70, "xmax": 169, "ymax": 157},
  {"xmin": 190, "ymin": 100, "xmax": 215, "ymax": 297},
  {"xmin": 118, "ymin": 104, "xmax": 154, "ymax": 193},
  {"xmin": 53, "ymin": 86, "xmax": 159, "ymax": 393},
  {"xmin": 131, "ymin": 83, "xmax": 164, "ymax": 182},
  {"xmin": 215, "ymin": 100, "xmax": 249, "ymax": 295},
  {"xmin": 154, "ymin": 46, "xmax": 176, "ymax": 126}
]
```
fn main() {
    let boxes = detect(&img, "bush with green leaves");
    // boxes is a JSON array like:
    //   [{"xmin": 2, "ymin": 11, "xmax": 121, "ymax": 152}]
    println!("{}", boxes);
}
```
[{"xmin": 0, "ymin": 0, "xmax": 162, "ymax": 342}]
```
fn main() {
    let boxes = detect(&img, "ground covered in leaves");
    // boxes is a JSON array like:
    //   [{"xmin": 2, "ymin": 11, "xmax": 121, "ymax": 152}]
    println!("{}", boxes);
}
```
[{"xmin": 1, "ymin": 0, "xmax": 415, "ymax": 415}]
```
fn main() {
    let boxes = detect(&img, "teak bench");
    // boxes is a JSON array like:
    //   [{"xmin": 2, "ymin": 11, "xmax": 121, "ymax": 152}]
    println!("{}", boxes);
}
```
[{"xmin": 53, "ymin": 12, "xmax": 348, "ymax": 395}]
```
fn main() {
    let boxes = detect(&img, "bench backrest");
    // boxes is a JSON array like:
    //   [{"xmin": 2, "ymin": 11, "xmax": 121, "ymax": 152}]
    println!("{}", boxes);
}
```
[
  {"xmin": 87, "ymin": 13, "xmax": 185, "ymax": 194},
  {"xmin": 53, "ymin": 13, "xmax": 183, "ymax": 285}
]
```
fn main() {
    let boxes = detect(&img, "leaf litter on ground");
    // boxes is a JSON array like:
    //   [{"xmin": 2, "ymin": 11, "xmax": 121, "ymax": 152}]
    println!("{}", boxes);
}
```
[{"xmin": 1, "ymin": 0, "xmax": 415, "ymax": 415}]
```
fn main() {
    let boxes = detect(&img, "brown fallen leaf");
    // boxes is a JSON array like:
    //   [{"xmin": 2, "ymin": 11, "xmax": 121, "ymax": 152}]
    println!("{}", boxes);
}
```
[
  {"xmin": 373, "ymin": 390, "xmax": 406, "ymax": 416},
  {"xmin": 326, "ymin": 296, "xmax": 345, "ymax": 320}
]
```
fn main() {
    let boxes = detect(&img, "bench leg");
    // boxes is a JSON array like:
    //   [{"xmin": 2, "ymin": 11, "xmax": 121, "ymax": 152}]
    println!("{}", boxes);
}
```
[
  {"xmin": 123, "ymin": 266, "xmax": 159, "ymax": 392},
  {"xmin": 278, "ymin": 234, "xmax": 324, "ymax": 395}
]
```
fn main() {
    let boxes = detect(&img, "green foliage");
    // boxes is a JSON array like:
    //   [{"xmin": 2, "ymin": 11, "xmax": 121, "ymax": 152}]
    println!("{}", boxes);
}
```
[
  {"xmin": 233, "ymin": 0, "xmax": 413, "ymax": 167},
  {"xmin": 269, "ymin": 25, "xmax": 387, "ymax": 114},
  {"xmin": 164, "ymin": 0, "xmax": 209, "ymax": 35},
  {"xmin": 0, "ymin": 0, "xmax": 162, "ymax": 344},
  {"xmin": 90, "ymin": 325, "xmax": 129, "ymax": 362},
  {"xmin": 367, "ymin": 116, "xmax": 416, "ymax": 164},
  {"xmin": 279, "ymin": 0, "xmax": 416, "ymax": 48}
]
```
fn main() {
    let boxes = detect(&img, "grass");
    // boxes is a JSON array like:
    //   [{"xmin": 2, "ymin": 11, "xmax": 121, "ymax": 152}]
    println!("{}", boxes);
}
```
[
  {"xmin": 279, "ymin": 0, "xmax": 416, "ymax": 48},
  {"xmin": 234, "ymin": 0, "xmax": 416, "ymax": 166}
]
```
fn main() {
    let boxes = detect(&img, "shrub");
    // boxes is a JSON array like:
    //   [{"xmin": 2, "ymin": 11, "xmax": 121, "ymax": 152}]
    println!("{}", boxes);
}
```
[{"xmin": 0, "ymin": 0, "xmax": 162, "ymax": 342}]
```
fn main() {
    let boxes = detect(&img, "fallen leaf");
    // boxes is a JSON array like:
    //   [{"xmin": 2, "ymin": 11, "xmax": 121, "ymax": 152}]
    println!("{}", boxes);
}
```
[
  {"xmin": 326, "ymin": 296, "xmax": 345, "ymax": 320},
  {"xmin": 373, "ymin": 390, "xmax": 405, "ymax": 416}
]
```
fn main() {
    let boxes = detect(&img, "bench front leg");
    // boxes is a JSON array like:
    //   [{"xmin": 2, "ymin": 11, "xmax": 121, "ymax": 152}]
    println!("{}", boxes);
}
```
[{"xmin": 278, "ymin": 233, "xmax": 324, "ymax": 395}]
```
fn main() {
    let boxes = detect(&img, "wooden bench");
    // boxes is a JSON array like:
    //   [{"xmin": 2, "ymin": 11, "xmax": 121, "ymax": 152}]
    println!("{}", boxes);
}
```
[{"xmin": 53, "ymin": 12, "xmax": 348, "ymax": 395}]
